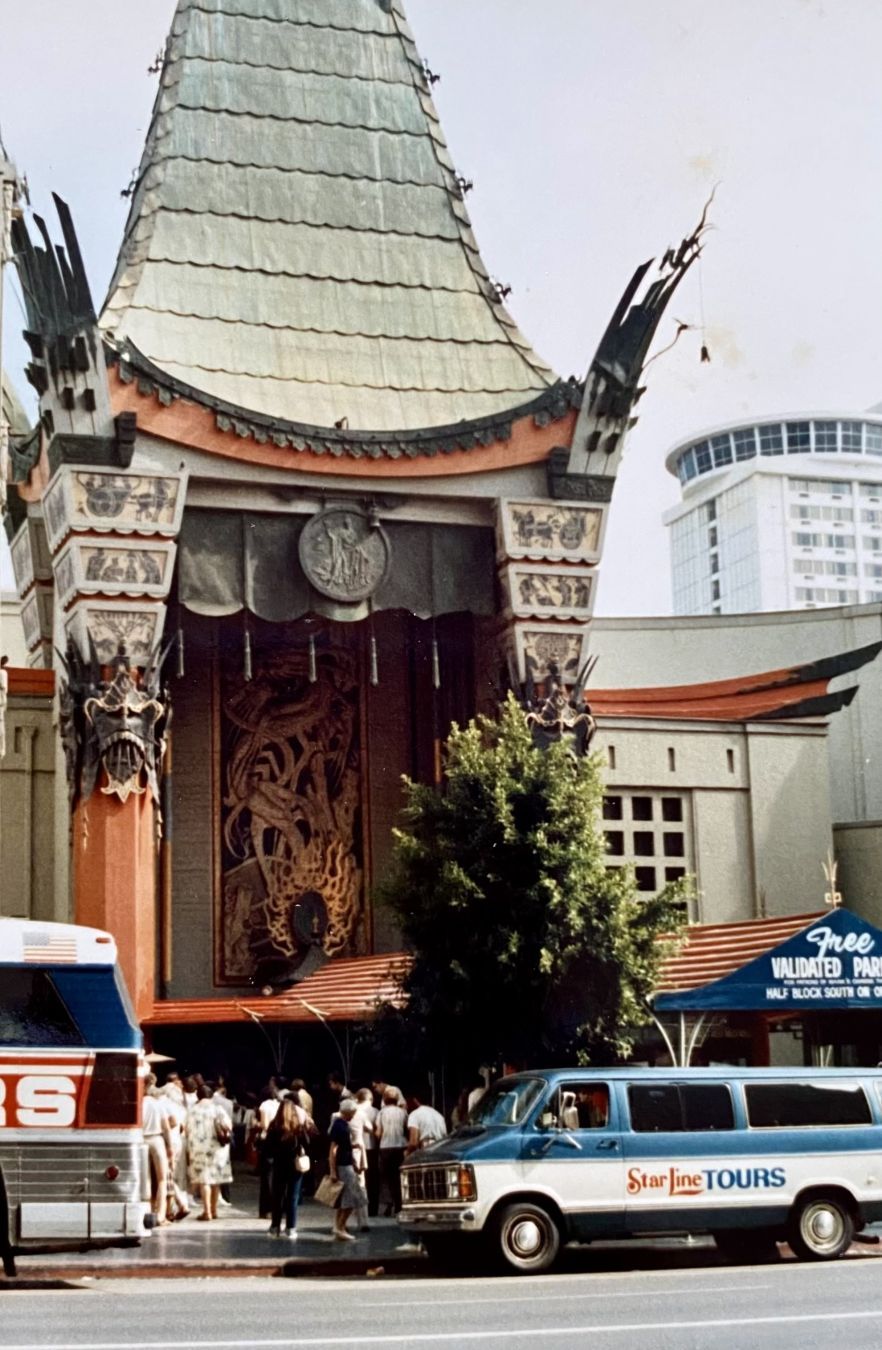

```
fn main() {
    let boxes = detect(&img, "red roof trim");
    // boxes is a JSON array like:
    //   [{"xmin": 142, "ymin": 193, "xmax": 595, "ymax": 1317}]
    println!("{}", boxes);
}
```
[
  {"xmin": 145, "ymin": 953, "xmax": 409, "ymax": 1025},
  {"xmin": 655, "ymin": 912, "xmax": 827, "ymax": 993}
]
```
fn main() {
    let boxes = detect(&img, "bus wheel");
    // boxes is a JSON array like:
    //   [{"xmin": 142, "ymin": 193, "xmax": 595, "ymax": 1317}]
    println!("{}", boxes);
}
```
[
  {"xmin": 713, "ymin": 1228, "xmax": 780, "ymax": 1264},
  {"xmin": 494, "ymin": 1202, "xmax": 560, "ymax": 1274},
  {"xmin": 788, "ymin": 1194, "xmax": 854, "ymax": 1261}
]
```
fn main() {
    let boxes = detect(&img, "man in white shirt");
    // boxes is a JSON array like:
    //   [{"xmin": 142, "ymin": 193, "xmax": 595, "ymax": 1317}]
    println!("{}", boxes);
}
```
[
  {"xmin": 142, "ymin": 1074, "xmax": 173, "ymax": 1224},
  {"xmin": 406, "ymin": 1093, "xmax": 448, "ymax": 1154}
]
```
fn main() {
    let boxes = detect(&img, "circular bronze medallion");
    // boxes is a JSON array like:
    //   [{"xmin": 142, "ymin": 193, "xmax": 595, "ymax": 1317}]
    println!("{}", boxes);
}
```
[{"xmin": 299, "ymin": 508, "xmax": 390, "ymax": 603}]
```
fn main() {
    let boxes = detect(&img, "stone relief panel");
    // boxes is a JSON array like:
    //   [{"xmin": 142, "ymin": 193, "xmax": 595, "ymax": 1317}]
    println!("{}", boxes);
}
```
[
  {"xmin": 10, "ymin": 524, "xmax": 35, "ymax": 595},
  {"xmin": 217, "ymin": 646, "xmax": 364, "ymax": 985},
  {"xmin": 64, "ymin": 602, "xmax": 166, "ymax": 667},
  {"xmin": 299, "ymin": 507, "xmax": 390, "ymax": 603},
  {"xmin": 515, "ymin": 624, "xmax": 589, "ymax": 685},
  {"xmin": 503, "ymin": 563, "xmax": 594, "ymax": 619},
  {"xmin": 53, "ymin": 539, "xmax": 175, "ymax": 605},
  {"xmin": 497, "ymin": 500, "xmax": 604, "ymax": 562},
  {"xmin": 43, "ymin": 466, "xmax": 187, "ymax": 552}
]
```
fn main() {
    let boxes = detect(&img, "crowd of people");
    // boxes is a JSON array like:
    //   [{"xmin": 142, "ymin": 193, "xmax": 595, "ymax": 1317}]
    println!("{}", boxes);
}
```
[{"xmin": 142, "ymin": 1069, "xmax": 468, "ymax": 1242}]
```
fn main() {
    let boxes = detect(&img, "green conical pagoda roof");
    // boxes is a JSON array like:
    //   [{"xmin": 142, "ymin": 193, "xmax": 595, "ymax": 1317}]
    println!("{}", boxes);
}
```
[{"xmin": 101, "ymin": 0, "xmax": 558, "ymax": 433}]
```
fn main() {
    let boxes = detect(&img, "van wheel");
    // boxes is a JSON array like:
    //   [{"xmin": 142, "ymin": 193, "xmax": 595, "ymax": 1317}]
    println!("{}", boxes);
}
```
[
  {"xmin": 494, "ymin": 1202, "xmax": 560, "ymax": 1274},
  {"xmin": 788, "ymin": 1194, "xmax": 854, "ymax": 1261},
  {"xmin": 713, "ymin": 1228, "xmax": 780, "ymax": 1264},
  {"xmin": 422, "ymin": 1235, "xmax": 475, "ymax": 1274}
]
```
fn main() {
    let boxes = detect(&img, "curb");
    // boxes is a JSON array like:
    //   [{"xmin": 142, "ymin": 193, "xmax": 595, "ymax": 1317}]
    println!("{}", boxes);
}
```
[{"xmin": 5, "ymin": 1253, "xmax": 428, "ymax": 1283}]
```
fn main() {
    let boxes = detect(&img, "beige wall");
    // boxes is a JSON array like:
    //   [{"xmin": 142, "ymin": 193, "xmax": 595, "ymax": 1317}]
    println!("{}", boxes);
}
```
[
  {"xmin": 0, "ymin": 688, "xmax": 58, "ymax": 920},
  {"xmin": 834, "ymin": 821, "xmax": 882, "ymax": 926},
  {"xmin": 595, "ymin": 717, "xmax": 831, "ymax": 925}
]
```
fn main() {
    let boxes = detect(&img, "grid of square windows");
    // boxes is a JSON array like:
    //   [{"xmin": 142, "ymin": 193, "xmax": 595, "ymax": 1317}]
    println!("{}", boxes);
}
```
[{"xmin": 602, "ymin": 792, "xmax": 691, "ymax": 902}]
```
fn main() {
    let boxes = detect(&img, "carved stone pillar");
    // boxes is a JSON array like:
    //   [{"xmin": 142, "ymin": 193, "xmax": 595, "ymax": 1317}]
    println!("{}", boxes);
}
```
[{"xmin": 495, "ymin": 496, "xmax": 605, "ymax": 688}]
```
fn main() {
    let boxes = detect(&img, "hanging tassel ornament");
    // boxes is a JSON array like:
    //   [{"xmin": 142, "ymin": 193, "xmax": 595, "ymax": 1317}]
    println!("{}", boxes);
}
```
[
  {"xmin": 369, "ymin": 632, "xmax": 379, "ymax": 687},
  {"xmin": 243, "ymin": 617, "xmax": 253, "ymax": 682},
  {"xmin": 175, "ymin": 623, "xmax": 185, "ymax": 680},
  {"xmin": 431, "ymin": 634, "xmax": 441, "ymax": 690},
  {"xmin": 308, "ymin": 632, "xmax": 317, "ymax": 684}
]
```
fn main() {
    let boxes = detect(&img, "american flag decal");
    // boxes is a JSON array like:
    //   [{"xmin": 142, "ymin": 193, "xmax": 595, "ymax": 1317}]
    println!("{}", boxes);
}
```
[{"xmin": 22, "ymin": 932, "xmax": 79, "ymax": 964}]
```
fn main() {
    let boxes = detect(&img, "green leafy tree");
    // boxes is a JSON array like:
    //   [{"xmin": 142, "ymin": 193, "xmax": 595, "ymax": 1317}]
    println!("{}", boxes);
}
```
[{"xmin": 379, "ymin": 694, "xmax": 686, "ymax": 1072}]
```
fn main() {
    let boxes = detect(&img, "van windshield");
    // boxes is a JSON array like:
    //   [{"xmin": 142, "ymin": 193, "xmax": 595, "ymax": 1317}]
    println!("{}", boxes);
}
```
[{"xmin": 470, "ymin": 1077, "xmax": 546, "ymax": 1126}]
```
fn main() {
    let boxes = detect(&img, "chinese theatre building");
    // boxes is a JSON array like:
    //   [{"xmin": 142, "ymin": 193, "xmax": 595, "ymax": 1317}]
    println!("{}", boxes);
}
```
[
  {"xmin": 5, "ymin": 0, "xmax": 708, "ymax": 1036},
  {"xmin": 3, "ymin": 1, "xmax": 879, "ymax": 1072}
]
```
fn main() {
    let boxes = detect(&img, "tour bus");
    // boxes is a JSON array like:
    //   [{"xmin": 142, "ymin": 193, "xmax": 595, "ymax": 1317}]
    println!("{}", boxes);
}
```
[
  {"xmin": 399, "ymin": 1066, "xmax": 882, "ymax": 1274},
  {"xmin": 0, "ymin": 918, "xmax": 150, "ymax": 1275}
]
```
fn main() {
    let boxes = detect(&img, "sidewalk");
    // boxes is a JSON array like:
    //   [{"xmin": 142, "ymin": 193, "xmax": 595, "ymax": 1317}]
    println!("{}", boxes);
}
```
[{"xmin": 10, "ymin": 1171, "xmax": 428, "ymax": 1281}]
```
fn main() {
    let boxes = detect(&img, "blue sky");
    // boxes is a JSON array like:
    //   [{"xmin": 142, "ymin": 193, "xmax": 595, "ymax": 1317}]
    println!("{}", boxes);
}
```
[{"xmin": 2, "ymin": 0, "xmax": 880, "ymax": 612}]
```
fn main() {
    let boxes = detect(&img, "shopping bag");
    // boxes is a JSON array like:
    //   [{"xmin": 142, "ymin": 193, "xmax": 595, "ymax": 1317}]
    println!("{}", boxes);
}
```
[{"xmin": 314, "ymin": 1174, "xmax": 343, "ymax": 1207}]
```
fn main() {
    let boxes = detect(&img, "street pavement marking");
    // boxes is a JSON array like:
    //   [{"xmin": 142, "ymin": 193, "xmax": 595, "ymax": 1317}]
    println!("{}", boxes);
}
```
[{"xmin": 3, "ymin": 1310, "xmax": 882, "ymax": 1349}]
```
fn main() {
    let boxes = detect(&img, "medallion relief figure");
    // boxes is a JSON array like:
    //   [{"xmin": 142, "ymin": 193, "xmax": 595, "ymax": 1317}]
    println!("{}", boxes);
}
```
[{"xmin": 299, "ymin": 507, "xmax": 390, "ymax": 603}]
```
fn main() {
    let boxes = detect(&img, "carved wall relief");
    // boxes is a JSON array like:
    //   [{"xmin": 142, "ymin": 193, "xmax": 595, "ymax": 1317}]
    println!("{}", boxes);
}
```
[
  {"xmin": 299, "ymin": 507, "xmax": 390, "ymax": 603},
  {"xmin": 217, "ymin": 645, "xmax": 364, "ymax": 984},
  {"xmin": 498, "ymin": 500, "xmax": 603, "ymax": 561},
  {"xmin": 503, "ymin": 562, "xmax": 594, "ymax": 619},
  {"xmin": 42, "ymin": 466, "xmax": 186, "ymax": 552}
]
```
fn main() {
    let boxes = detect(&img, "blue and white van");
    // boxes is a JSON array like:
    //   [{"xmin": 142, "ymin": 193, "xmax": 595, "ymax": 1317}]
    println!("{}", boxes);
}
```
[{"xmin": 399, "ymin": 1067, "xmax": 882, "ymax": 1273}]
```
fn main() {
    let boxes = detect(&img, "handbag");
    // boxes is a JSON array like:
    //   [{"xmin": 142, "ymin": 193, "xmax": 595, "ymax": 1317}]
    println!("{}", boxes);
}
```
[
  {"xmin": 314, "ymin": 1173, "xmax": 343, "ymax": 1208},
  {"xmin": 295, "ymin": 1147, "xmax": 311, "ymax": 1174},
  {"xmin": 215, "ymin": 1113, "xmax": 232, "ymax": 1146}
]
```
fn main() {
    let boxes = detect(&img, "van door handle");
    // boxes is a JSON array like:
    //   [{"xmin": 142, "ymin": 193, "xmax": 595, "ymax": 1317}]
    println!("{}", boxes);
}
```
[{"xmin": 595, "ymin": 1138, "xmax": 619, "ymax": 1151}]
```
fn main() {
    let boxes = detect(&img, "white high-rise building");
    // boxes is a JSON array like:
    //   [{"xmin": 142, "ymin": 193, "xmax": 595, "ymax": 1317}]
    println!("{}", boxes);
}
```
[{"xmin": 664, "ymin": 412, "xmax": 882, "ymax": 614}]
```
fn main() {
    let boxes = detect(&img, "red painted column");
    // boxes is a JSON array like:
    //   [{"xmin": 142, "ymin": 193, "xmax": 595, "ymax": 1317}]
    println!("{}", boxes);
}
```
[{"xmin": 72, "ymin": 792, "xmax": 157, "ymax": 1023}]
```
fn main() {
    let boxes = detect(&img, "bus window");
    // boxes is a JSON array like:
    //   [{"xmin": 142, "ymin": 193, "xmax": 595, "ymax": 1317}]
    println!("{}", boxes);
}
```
[{"xmin": 0, "ymin": 971, "xmax": 85, "ymax": 1048}]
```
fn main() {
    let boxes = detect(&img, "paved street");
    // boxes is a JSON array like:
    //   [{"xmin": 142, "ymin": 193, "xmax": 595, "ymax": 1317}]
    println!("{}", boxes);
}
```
[{"xmin": 1, "ymin": 1257, "xmax": 881, "ymax": 1350}]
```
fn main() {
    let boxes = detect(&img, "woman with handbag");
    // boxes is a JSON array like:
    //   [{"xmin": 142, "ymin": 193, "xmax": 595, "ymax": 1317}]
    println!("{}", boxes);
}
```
[
  {"xmin": 327, "ymin": 1096, "xmax": 363, "ymax": 1241},
  {"xmin": 184, "ymin": 1084, "xmax": 233, "ymax": 1221},
  {"xmin": 265, "ymin": 1096, "xmax": 314, "ymax": 1238}
]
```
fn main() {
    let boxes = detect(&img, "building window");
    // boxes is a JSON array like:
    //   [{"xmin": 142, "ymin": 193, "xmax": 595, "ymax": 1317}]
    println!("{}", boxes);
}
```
[
  {"xmin": 694, "ymin": 441, "xmax": 712, "ymax": 473},
  {"xmin": 705, "ymin": 499, "xmax": 717, "ymax": 522},
  {"xmin": 602, "ymin": 795, "xmax": 623, "ymax": 820},
  {"xmin": 662, "ymin": 797, "xmax": 683, "ymax": 822},
  {"xmin": 786, "ymin": 422, "xmax": 811, "ymax": 453},
  {"xmin": 733, "ymin": 427, "xmax": 756, "ymax": 461},
  {"xmin": 726, "ymin": 748, "xmax": 735, "ymax": 773},
  {"xmin": 866, "ymin": 564, "xmax": 882, "ymax": 579},
  {"xmin": 759, "ymin": 424, "xmax": 784, "ymax": 455},
  {"xmin": 605, "ymin": 831, "xmax": 624, "ymax": 856},
  {"xmin": 866, "ymin": 425, "xmax": 882, "ymax": 456},
  {"xmin": 859, "ymin": 482, "xmax": 881, "ymax": 500},
  {"xmin": 631, "ymin": 797, "xmax": 653, "ymax": 821},
  {"xmin": 635, "ymin": 867, "xmax": 657, "ymax": 892},
  {"xmin": 667, "ymin": 746, "xmax": 676, "ymax": 772},
  {"xmin": 841, "ymin": 422, "xmax": 863, "ymax": 453},
  {"xmin": 607, "ymin": 745, "xmax": 616, "ymax": 770},
  {"xmin": 680, "ymin": 449, "xmax": 697, "ymax": 481},
  {"xmin": 813, "ymin": 421, "xmax": 838, "ymax": 452},
  {"xmin": 663, "ymin": 832, "xmax": 685, "ymax": 857},
  {"xmin": 634, "ymin": 831, "xmax": 655, "ymax": 857},
  {"xmin": 710, "ymin": 551, "xmax": 719, "ymax": 574},
  {"xmin": 709, "ymin": 434, "xmax": 732, "ymax": 467},
  {"xmin": 665, "ymin": 866, "xmax": 686, "ymax": 883},
  {"xmin": 711, "ymin": 578, "xmax": 721, "ymax": 602},
  {"xmin": 708, "ymin": 525, "xmax": 718, "ymax": 548}
]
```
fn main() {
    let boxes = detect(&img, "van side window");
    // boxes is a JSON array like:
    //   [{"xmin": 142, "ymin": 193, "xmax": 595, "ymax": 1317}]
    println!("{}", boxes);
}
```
[
  {"xmin": 546, "ymin": 1084, "xmax": 610, "ymax": 1129},
  {"xmin": 628, "ymin": 1084, "xmax": 681, "ymax": 1132},
  {"xmin": 746, "ymin": 1082, "xmax": 871, "ymax": 1128},
  {"xmin": 628, "ymin": 1083, "xmax": 734, "ymax": 1132}
]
